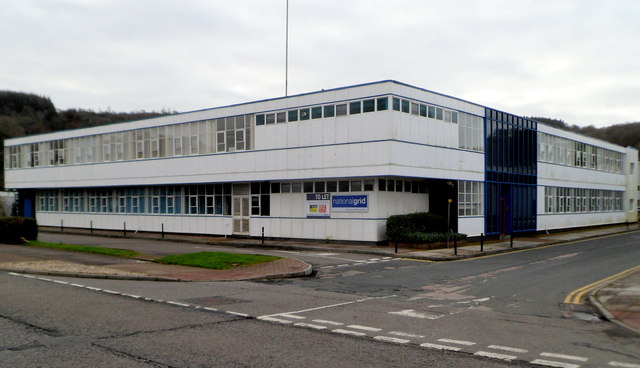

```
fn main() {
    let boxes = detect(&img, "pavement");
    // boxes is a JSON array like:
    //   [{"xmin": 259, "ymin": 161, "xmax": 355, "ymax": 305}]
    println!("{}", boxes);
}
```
[{"xmin": 1, "ymin": 222, "xmax": 639, "ymax": 334}]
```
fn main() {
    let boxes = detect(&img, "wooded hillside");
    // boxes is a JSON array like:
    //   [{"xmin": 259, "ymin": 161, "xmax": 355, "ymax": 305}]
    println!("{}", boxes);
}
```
[{"xmin": 0, "ymin": 91, "xmax": 166, "ymax": 189}]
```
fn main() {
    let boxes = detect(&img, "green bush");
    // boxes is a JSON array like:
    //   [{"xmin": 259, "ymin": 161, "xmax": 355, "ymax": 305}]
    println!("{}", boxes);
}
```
[
  {"xmin": 386, "ymin": 212, "xmax": 466, "ymax": 244},
  {"xmin": 386, "ymin": 212, "xmax": 448, "ymax": 240},
  {"xmin": 400, "ymin": 232, "xmax": 467, "ymax": 244},
  {"xmin": 0, "ymin": 216, "xmax": 38, "ymax": 244}
]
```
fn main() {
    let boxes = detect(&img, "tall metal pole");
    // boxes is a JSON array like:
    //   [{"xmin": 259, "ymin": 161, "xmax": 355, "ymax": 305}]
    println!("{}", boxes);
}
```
[{"xmin": 285, "ymin": 0, "xmax": 289, "ymax": 96}]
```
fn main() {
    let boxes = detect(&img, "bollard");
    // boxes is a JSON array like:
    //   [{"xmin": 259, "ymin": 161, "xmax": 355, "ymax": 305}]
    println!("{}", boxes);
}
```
[
  {"xmin": 123, "ymin": 222, "xmax": 127, "ymax": 237},
  {"xmin": 161, "ymin": 223, "xmax": 164, "ymax": 238},
  {"xmin": 261, "ymin": 227, "xmax": 265, "ymax": 245},
  {"xmin": 454, "ymin": 238, "xmax": 458, "ymax": 256},
  {"xmin": 90, "ymin": 220, "xmax": 93, "ymax": 234},
  {"xmin": 480, "ymin": 233, "xmax": 484, "ymax": 252},
  {"xmin": 395, "ymin": 241, "xmax": 398, "ymax": 254},
  {"xmin": 510, "ymin": 233, "xmax": 514, "ymax": 248},
  {"xmin": 61, "ymin": 219, "xmax": 64, "ymax": 232}
]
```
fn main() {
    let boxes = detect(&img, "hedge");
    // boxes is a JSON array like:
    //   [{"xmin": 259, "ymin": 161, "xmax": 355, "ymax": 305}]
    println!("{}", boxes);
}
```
[
  {"xmin": 386, "ymin": 212, "xmax": 466, "ymax": 244},
  {"xmin": 0, "ymin": 216, "xmax": 38, "ymax": 244},
  {"xmin": 386, "ymin": 212, "xmax": 448, "ymax": 240},
  {"xmin": 399, "ymin": 232, "xmax": 467, "ymax": 244}
]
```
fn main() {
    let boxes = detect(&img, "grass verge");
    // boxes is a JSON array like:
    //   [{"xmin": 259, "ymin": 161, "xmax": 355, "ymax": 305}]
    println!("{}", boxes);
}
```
[
  {"xmin": 155, "ymin": 252, "xmax": 281, "ymax": 270},
  {"xmin": 26, "ymin": 240, "xmax": 141, "ymax": 258}
]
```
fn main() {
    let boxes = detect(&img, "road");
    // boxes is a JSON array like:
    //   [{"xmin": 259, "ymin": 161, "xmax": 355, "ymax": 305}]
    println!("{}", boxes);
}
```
[{"xmin": 2, "ymin": 231, "xmax": 640, "ymax": 367}]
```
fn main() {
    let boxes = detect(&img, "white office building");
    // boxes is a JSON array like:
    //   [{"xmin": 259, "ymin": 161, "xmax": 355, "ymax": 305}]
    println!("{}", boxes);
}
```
[{"xmin": 4, "ymin": 81, "xmax": 638, "ymax": 241}]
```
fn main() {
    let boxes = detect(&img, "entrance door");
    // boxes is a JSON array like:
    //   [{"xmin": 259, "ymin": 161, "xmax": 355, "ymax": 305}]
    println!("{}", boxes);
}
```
[
  {"xmin": 232, "ymin": 184, "xmax": 250, "ymax": 235},
  {"xmin": 499, "ymin": 184, "xmax": 512, "ymax": 236}
]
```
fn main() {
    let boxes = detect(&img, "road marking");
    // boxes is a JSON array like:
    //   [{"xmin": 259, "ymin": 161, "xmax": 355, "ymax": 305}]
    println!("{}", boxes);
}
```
[
  {"xmin": 259, "ymin": 295, "xmax": 396, "ymax": 319},
  {"xmin": 437, "ymin": 338, "xmax": 476, "ymax": 346},
  {"xmin": 320, "ymin": 266, "xmax": 334, "ymax": 269},
  {"xmin": 102, "ymin": 289, "xmax": 121, "ymax": 295},
  {"xmin": 312, "ymin": 319, "xmax": 343, "ymax": 326},
  {"xmin": 226, "ymin": 311, "xmax": 249, "ymax": 317},
  {"xmin": 531, "ymin": 359, "xmax": 580, "ymax": 368},
  {"xmin": 85, "ymin": 286, "xmax": 102, "ymax": 291},
  {"xmin": 402, "ymin": 258, "xmax": 434, "ymax": 263},
  {"xmin": 488, "ymin": 345, "xmax": 528, "ymax": 353},
  {"xmin": 293, "ymin": 323, "xmax": 327, "ymax": 330},
  {"xmin": 258, "ymin": 316, "xmax": 293, "ymax": 324},
  {"xmin": 455, "ymin": 229, "xmax": 640, "ymax": 263},
  {"xmin": 389, "ymin": 309, "xmax": 444, "ymax": 320},
  {"xmin": 52, "ymin": 280, "xmax": 68, "ymax": 285},
  {"xmin": 609, "ymin": 362, "xmax": 640, "ymax": 368},
  {"xmin": 388, "ymin": 331, "xmax": 424, "ymax": 339},
  {"xmin": 70, "ymin": 283, "xmax": 85, "ymax": 287},
  {"xmin": 279, "ymin": 314, "xmax": 305, "ymax": 320},
  {"xmin": 333, "ymin": 329, "xmax": 366, "ymax": 337},
  {"xmin": 347, "ymin": 325, "xmax": 382, "ymax": 332},
  {"xmin": 564, "ymin": 265, "xmax": 640, "ymax": 304},
  {"xmin": 202, "ymin": 307, "xmax": 218, "ymax": 312},
  {"xmin": 166, "ymin": 301, "xmax": 190, "ymax": 307},
  {"xmin": 374, "ymin": 336, "xmax": 410, "ymax": 344},
  {"xmin": 420, "ymin": 343, "xmax": 460, "ymax": 351},
  {"xmin": 540, "ymin": 352, "xmax": 588, "ymax": 362},
  {"xmin": 474, "ymin": 351, "xmax": 517, "ymax": 361}
]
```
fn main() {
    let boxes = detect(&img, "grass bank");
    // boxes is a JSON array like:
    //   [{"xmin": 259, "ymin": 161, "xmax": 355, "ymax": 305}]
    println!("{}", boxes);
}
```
[
  {"xmin": 155, "ymin": 252, "xmax": 281, "ymax": 270},
  {"xmin": 26, "ymin": 240, "xmax": 141, "ymax": 258}
]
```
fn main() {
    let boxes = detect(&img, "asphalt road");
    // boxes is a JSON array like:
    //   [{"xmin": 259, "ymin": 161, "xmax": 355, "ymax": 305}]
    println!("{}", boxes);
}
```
[
  {"xmin": 2, "ymin": 231, "xmax": 639, "ymax": 367},
  {"xmin": 0, "ymin": 272, "xmax": 519, "ymax": 368}
]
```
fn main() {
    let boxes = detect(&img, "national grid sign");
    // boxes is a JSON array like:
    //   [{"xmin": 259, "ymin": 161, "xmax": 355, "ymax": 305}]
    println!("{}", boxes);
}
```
[{"xmin": 331, "ymin": 194, "xmax": 369, "ymax": 212}]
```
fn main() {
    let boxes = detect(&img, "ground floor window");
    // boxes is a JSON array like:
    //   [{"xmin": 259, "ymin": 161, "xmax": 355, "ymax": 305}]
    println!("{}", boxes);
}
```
[{"xmin": 458, "ymin": 181, "xmax": 483, "ymax": 216}]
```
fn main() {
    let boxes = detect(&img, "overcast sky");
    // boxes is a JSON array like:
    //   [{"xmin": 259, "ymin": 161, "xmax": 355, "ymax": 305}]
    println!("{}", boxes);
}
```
[{"xmin": 1, "ymin": 0, "xmax": 638, "ymax": 127}]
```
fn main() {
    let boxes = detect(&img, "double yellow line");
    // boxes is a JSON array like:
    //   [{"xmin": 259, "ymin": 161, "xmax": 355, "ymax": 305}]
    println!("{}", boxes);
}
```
[{"xmin": 564, "ymin": 265, "xmax": 640, "ymax": 304}]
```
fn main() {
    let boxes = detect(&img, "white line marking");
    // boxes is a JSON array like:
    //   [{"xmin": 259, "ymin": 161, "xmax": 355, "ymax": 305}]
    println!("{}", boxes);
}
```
[
  {"xmin": 540, "ymin": 352, "xmax": 588, "ymax": 362},
  {"xmin": 609, "ymin": 362, "xmax": 640, "ymax": 368},
  {"xmin": 389, "ymin": 331, "xmax": 424, "ymax": 339},
  {"xmin": 102, "ymin": 290, "xmax": 121, "ymax": 295},
  {"xmin": 347, "ymin": 325, "xmax": 382, "ymax": 332},
  {"xmin": 382, "ymin": 257, "xmax": 393, "ymax": 259},
  {"xmin": 259, "ymin": 295, "xmax": 396, "ymax": 319},
  {"xmin": 531, "ymin": 359, "xmax": 580, "ymax": 368},
  {"xmin": 488, "ymin": 345, "xmax": 528, "ymax": 353},
  {"xmin": 85, "ymin": 286, "xmax": 102, "ymax": 291},
  {"xmin": 474, "ymin": 351, "xmax": 517, "ymax": 361},
  {"xmin": 226, "ymin": 311, "xmax": 249, "ymax": 317},
  {"xmin": 389, "ymin": 309, "xmax": 443, "ymax": 320},
  {"xmin": 259, "ymin": 316, "xmax": 293, "ymax": 324},
  {"xmin": 336, "ymin": 264, "xmax": 349, "ymax": 267},
  {"xmin": 333, "ymin": 329, "xmax": 366, "ymax": 337},
  {"xmin": 368, "ymin": 258, "xmax": 381, "ymax": 261},
  {"xmin": 70, "ymin": 283, "xmax": 85, "ymax": 287},
  {"xmin": 38, "ymin": 277, "xmax": 52, "ymax": 282},
  {"xmin": 374, "ymin": 336, "xmax": 410, "ymax": 344},
  {"xmin": 293, "ymin": 323, "xmax": 327, "ymax": 330},
  {"xmin": 313, "ymin": 253, "xmax": 338, "ymax": 256},
  {"xmin": 124, "ymin": 294, "xmax": 142, "ymax": 299},
  {"xmin": 312, "ymin": 319, "xmax": 343, "ymax": 326},
  {"xmin": 279, "ymin": 314, "xmax": 305, "ymax": 320},
  {"xmin": 437, "ymin": 338, "xmax": 476, "ymax": 346},
  {"xmin": 202, "ymin": 307, "xmax": 218, "ymax": 312},
  {"xmin": 420, "ymin": 343, "xmax": 461, "ymax": 352},
  {"xmin": 320, "ymin": 266, "xmax": 334, "ymax": 269},
  {"xmin": 52, "ymin": 280, "xmax": 68, "ymax": 285},
  {"xmin": 166, "ymin": 301, "xmax": 190, "ymax": 307}
]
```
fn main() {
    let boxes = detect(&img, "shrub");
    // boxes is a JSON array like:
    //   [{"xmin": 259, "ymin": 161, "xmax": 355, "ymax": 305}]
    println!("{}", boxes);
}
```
[
  {"xmin": 386, "ymin": 212, "xmax": 448, "ymax": 240},
  {"xmin": 400, "ymin": 232, "xmax": 467, "ymax": 244},
  {"xmin": 0, "ymin": 216, "xmax": 38, "ymax": 244}
]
